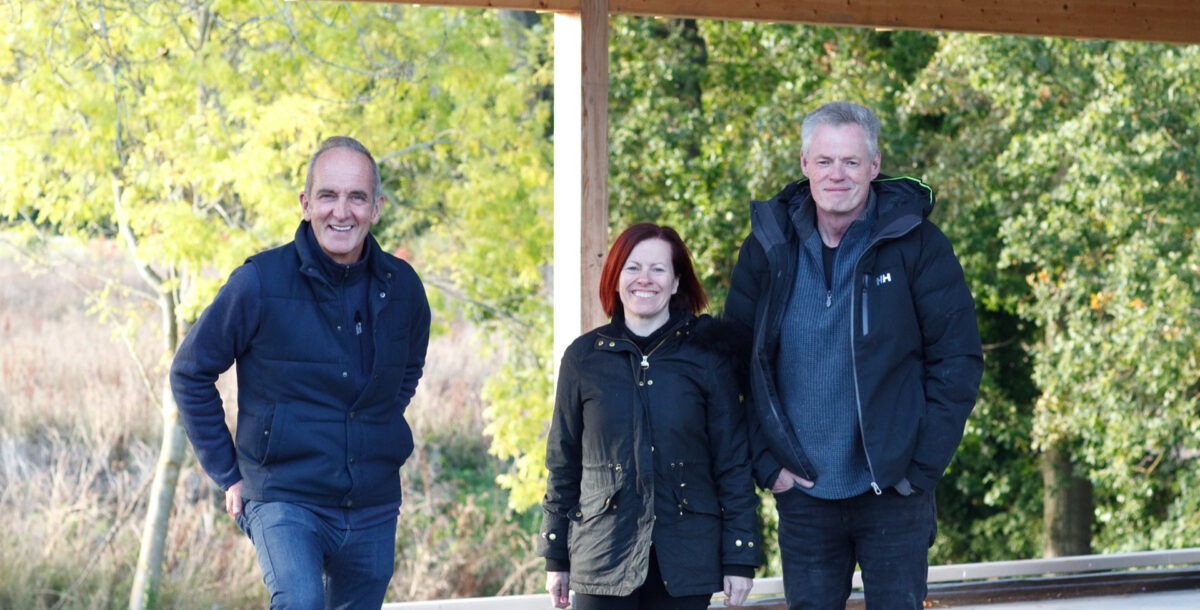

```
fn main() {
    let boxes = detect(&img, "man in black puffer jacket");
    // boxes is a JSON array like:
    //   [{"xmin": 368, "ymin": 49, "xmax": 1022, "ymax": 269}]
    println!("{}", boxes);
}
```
[{"xmin": 725, "ymin": 102, "xmax": 983, "ymax": 610}]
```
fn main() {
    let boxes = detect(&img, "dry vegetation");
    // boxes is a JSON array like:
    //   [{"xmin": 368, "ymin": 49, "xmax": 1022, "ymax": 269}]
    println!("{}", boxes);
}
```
[{"xmin": 0, "ymin": 239, "xmax": 542, "ymax": 609}]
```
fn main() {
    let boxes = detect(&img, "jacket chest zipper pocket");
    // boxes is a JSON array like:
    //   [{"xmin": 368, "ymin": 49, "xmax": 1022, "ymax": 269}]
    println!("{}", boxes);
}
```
[{"xmin": 860, "ymin": 274, "xmax": 870, "ymax": 337}]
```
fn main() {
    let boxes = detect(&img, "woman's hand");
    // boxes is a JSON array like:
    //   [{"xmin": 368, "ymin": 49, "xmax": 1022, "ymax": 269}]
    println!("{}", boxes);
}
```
[
  {"xmin": 546, "ymin": 571, "xmax": 570, "ymax": 608},
  {"xmin": 723, "ymin": 574, "xmax": 754, "ymax": 607}
]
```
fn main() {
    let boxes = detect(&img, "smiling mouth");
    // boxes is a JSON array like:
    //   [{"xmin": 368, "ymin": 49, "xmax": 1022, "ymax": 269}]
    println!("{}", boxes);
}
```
[
  {"xmin": 329, "ymin": 225, "xmax": 354, "ymax": 232},
  {"xmin": 631, "ymin": 290, "xmax": 658, "ymax": 298}
]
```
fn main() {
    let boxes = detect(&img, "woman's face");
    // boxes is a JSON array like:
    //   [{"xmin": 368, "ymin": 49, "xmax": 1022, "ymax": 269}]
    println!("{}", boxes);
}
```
[{"xmin": 618, "ymin": 238, "xmax": 679, "ymax": 332}]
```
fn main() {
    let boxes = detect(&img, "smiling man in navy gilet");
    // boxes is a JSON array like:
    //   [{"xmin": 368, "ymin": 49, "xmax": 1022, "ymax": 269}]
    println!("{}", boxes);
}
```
[
  {"xmin": 725, "ymin": 102, "xmax": 983, "ymax": 609},
  {"xmin": 171, "ymin": 136, "xmax": 431, "ymax": 610}
]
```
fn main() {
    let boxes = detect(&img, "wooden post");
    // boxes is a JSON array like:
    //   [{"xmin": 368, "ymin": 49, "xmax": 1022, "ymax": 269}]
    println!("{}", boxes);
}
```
[{"xmin": 553, "ymin": 0, "xmax": 609, "ymax": 362}]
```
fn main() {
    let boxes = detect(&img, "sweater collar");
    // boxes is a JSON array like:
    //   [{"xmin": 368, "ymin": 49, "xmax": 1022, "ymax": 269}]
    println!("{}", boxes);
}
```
[{"xmin": 298, "ymin": 220, "xmax": 372, "ymax": 285}]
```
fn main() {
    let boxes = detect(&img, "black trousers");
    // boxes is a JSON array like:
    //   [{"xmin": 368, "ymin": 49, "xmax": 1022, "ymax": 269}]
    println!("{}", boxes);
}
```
[{"xmin": 573, "ymin": 547, "xmax": 712, "ymax": 610}]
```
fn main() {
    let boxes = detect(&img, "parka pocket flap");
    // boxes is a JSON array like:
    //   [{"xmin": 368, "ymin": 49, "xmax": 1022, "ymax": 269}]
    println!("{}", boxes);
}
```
[
  {"xmin": 676, "ymin": 492, "xmax": 721, "ymax": 517},
  {"xmin": 577, "ymin": 485, "xmax": 620, "ymax": 521}
]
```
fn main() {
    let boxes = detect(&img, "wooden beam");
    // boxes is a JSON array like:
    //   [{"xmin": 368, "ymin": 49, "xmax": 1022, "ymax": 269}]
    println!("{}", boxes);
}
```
[
  {"xmin": 609, "ymin": 0, "xmax": 1200, "ymax": 45},
  {"xmin": 552, "ymin": 0, "xmax": 610, "ymax": 361},
  {"xmin": 359, "ymin": 0, "xmax": 1200, "ymax": 45}
]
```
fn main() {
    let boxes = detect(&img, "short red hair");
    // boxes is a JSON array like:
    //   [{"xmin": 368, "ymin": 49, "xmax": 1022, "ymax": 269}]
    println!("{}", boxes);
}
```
[{"xmin": 598, "ymin": 223, "xmax": 708, "ymax": 319}]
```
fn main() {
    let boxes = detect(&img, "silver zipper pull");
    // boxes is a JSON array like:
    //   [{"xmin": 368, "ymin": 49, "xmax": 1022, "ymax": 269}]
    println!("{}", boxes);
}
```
[{"xmin": 640, "ymin": 355, "xmax": 649, "ymax": 370}]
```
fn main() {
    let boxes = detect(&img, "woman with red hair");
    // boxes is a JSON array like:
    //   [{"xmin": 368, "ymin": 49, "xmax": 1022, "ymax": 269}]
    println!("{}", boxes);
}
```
[{"xmin": 539, "ymin": 223, "xmax": 760, "ymax": 609}]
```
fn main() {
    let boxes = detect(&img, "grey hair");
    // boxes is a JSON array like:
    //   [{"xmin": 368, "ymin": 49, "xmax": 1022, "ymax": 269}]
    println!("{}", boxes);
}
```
[
  {"xmin": 800, "ymin": 102, "xmax": 881, "ymax": 159},
  {"xmin": 303, "ymin": 136, "xmax": 383, "ymax": 201}
]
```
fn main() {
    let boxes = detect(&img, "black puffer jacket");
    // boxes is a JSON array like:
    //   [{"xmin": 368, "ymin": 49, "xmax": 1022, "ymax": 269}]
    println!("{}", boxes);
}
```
[
  {"xmin": 725, "ymin": 176, "xmax": 983, "ymax": 494},
  {"xmin": 538, "ymin": 313, "xmax": 760, "ymax": 597}
]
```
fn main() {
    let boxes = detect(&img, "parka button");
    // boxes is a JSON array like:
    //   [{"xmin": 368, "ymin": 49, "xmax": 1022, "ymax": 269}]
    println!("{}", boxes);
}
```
[
  {"xmin": 749, "ymin": 541, "xmax": 756, "ymax": 548},
  {"xmin": 548, "ymin": 533, "xmax": 557, "ymax": 541}
]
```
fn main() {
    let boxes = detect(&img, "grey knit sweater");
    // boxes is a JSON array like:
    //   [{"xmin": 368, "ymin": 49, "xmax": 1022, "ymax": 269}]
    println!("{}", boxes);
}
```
[{"xmin": 776, "ymin": 208, "xmax": 874, "ymax": 499}]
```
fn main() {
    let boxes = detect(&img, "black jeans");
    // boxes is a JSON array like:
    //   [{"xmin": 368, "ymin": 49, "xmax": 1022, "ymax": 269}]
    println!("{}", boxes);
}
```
[{"xmin": 775, "ymin": 487, "xmax": 937, "ymax": 610}]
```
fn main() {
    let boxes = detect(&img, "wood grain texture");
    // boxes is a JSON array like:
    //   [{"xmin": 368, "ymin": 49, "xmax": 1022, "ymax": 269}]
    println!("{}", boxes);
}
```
[{"xmin": 354, "ymin": 0, "xmax": 1200, "ymax": 44}]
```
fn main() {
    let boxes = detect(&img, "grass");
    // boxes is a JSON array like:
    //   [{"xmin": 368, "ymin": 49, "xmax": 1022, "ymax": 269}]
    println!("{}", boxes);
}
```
[{"xmin": 0, "ymin": 238, "xmax": 542, "ymax": 609}]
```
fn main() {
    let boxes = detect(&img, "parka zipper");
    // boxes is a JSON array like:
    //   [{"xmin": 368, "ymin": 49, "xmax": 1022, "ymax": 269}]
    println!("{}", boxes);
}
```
[
  {"xmin": 597, "ymin": 324, "xmax": 684, "ymax": 495},
  {"xmin": 636, "ymin": 334, "xmax": 672, "ymax": 386}
]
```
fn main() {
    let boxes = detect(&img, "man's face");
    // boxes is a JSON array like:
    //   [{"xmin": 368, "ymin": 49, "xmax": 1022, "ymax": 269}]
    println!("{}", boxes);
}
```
[
  {"xmin": 299, "ymin": 147, "xmax": 382, "ymax": 265},
  {"xmin": 801, "ymin": 123, "xmax": 881, "ymax": 222}
]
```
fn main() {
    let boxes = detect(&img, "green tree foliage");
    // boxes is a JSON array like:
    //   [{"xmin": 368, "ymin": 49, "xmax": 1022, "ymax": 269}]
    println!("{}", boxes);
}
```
[
  {"xmin": 1, "ymin": 0, "xmax": 551, "ymax": 604},
  {"xmin": 906, "ymin": 36, "xmax": 1200, "ymax": 555}
]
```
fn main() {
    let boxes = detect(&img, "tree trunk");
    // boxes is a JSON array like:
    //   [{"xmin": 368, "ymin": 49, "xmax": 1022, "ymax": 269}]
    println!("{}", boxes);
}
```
[
  {"xmin": 129, "ymin": 273, "xmax": 183, "ymax": 609},
  {"xmin": 130, "ymin": 378, "xmax": 188, "ymax": 610},
  {"xmin": 1040, "ymin": 444, "xmax": 1093, "ymax": 557}
]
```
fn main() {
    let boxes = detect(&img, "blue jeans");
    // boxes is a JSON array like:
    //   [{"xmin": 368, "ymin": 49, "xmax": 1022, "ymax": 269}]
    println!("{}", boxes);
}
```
[
  {"xmin": 237, "ymin": 501, "xmax": 397, "ymax": 610},
  {"xmin": 774, "ymin": 487, "xmax": 936, "ymax": 610}
]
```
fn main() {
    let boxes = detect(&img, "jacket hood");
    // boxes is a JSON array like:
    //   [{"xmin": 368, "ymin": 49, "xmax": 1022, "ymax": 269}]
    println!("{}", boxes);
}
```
[
  {"xmin": 870, "ymin": 175, "xmax": 935, "ymax": 223},
  {"xmin": 752, "ymin": 174, "xmax": 935, "ymax": 251},
  {"xmin": 690, "ymin": 314, "xmax": 753, "ymax": 389},
  {"xmin": 775, "ymin": 174, "xmax": 934, "ymax": 220}
]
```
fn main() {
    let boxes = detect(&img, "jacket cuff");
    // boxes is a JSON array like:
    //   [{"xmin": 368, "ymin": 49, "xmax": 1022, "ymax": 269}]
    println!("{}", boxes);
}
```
[
  {"xmin": 538, "ymin": 511, "xmax": 570, "ymax": 561},
  {"xmin": 722, "ymin": 531, "xmax": 761, "ymax": 566},
  {"xmin": 723, "ymin": 564, "xmax": 756, "ymax": 579},
  {"xmin": 905, "ymin": 467, "xmax": 938, "ymax": 494},
  {"xmin": 760, "ymin": 466, "xmax": 782, "ymax": 491}
]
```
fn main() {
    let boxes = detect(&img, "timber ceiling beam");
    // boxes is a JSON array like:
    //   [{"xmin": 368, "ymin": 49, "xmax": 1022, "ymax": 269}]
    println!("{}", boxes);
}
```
[{"xmin": 374, "ymin": 0, "xmax": 1200, "ymax": 45}]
